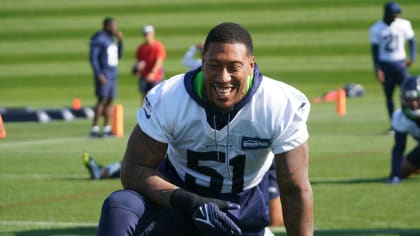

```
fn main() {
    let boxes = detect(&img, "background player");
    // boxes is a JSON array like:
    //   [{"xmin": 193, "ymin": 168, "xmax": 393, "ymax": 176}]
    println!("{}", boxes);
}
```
[
  {"xmin": 182, "ymin": 43, "xmax": 204, "ymax": 70},
  {"xmin": 369, "ymin": 1, "xmax": 416, "ymax": 134},
  {"xmin": 387, "ymin": 76, "xmax": 420, "ymax": 184},
  {"xmin": 132, "ymin": 25, "xmax": 166, "ymax": 99},
  {"xmin": 89, "ymin": 17, "xmax": 123, "ymax": 137},
  {"xmin": 97, "ymin": 22, "xmax": 312, "ymax": 236}
]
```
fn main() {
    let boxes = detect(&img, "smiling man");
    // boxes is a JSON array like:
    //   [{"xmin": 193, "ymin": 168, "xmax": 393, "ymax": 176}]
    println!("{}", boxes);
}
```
[{"xmin": 96, "ymin": 22, "xmax": 313, "ymax": 236}]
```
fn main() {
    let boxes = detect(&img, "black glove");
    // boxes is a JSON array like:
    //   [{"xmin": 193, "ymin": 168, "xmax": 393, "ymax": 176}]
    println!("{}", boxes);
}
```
[{"xmin": 170, "ymin": 189, "xmax": 241, "ymax": 236}]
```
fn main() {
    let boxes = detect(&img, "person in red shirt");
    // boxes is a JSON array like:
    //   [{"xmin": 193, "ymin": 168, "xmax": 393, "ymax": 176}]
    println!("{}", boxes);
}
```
[{"xmin": 133, "ymin": 25, "xmax": 167, "ymax": 98}]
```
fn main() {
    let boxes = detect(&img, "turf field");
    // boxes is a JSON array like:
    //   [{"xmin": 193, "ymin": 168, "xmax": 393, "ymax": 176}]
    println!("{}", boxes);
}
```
[{"xmin": 1, "ymin": 0, "xmax": 420, "ymax": 235}]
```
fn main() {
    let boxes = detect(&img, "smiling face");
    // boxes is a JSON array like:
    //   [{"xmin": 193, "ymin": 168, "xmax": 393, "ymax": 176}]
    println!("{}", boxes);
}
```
[{"xmin": 202, "ymin": 42, "xmax": 254, "ymax": 111}]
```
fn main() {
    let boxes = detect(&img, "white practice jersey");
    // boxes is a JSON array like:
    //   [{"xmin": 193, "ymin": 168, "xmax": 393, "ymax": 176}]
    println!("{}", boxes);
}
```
[
  {"xmin": 137, "ymin": 70, "xmax": 310, "ymax": 194},
  {"xmin": 392, "ymin": 110, "xmax": 420, "ymax": 139},
  {"xmin": 369, "ymin": 18, "xmax": 414, "ymax": 62}
]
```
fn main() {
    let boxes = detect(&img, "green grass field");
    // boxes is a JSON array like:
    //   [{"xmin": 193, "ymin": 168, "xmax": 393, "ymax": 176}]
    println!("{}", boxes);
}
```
[{"xmin": 1, "ymin": 0, "xmax": 420, "ymax": 235}]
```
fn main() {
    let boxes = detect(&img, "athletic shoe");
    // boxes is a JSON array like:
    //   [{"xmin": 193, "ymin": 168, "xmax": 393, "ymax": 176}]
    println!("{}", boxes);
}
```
[
  {"xmin": 102, "ymin": 131, "xmax": 115, "ymax": 138},
  {"xmin": 83, "ymin": 152, "xmax": 101, "ymax": 179},
  {"xmin": 89, "ymin": 126, "xmax": 102, "ymax": 138},
  {"xmin": 385, "ymin": 176, "xmax": 401, "ymax": 184},
  {"xmin": 89, "ymin": 130, "xmax": 102, "ymax": 138},
  {"xmin": 384, "ymin": 127, "xmax": 395, "ymax": 135},
  {"xmin": 264, "ymin": 227, "xmax": 275, "ymax": 236}
]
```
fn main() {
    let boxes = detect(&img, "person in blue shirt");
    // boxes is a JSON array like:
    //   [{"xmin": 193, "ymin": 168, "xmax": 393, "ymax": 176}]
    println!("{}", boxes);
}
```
[{"xmin": 89, "ymin": 17, "xmax": 123, "ymax": 137}]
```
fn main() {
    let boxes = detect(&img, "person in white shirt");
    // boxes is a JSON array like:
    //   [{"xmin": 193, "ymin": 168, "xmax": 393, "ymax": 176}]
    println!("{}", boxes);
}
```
[
  {"xmin": 182, "ymin": 43, "xmax": 204, "ymax": 70},
  {"xmin": 369, "ymin": 1, "xmax": 417, "ymax": 134},
  {"xmin": 182, "ymin": 41, "xmax": 285, "ymax": 229},
  {"xmin": 96, "ymin": 22, "xmax": 313, "ymax": 236},
  {"xmin": 387, "ymin": 76, "xmax": 420, "ymax": 184}
]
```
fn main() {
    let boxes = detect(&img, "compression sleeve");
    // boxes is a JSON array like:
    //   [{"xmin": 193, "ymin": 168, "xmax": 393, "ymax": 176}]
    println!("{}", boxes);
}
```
[
  {"xmin": 408, "ymin": 38, "xmax": 416, "ymax": 62},
  {"xmin": 371, "ymin": 43, "xmax": 379, "ymax": 71},
  {"xmin": 118, "ymin": 41, "xmax": 123, "ymax": 59}
]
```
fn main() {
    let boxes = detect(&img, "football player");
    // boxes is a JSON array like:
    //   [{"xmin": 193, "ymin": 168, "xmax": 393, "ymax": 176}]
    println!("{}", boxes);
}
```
[
  {"xmin": 369, "ymin": 1, "xmax": 416, "ymax": 134},
  {"xmin": 97, "ymin": 22, "xmax": 313, "ymax": 236},
  {"xmin": 387, "ymin": 76, "xmax": 420, "ymax": 184},
  {"xmin": 89, "ymin": 17, "xmax": 123, "ymax": 137}
]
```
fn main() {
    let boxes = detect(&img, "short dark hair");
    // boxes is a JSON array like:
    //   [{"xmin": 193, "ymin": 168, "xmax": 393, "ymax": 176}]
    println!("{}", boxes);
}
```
[
  {"xmin": 103, "ymin": 17, "xmax": 115, "ymax": 28},
  {"xmin": 203, "ymin": 22, "xmax": 253, "ymax": 56}
]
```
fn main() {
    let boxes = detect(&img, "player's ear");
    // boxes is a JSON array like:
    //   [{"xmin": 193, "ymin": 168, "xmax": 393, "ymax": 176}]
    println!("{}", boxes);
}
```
[{"xmin": 248, "ymin": 55, "xmax": 254, "ymax": 71}]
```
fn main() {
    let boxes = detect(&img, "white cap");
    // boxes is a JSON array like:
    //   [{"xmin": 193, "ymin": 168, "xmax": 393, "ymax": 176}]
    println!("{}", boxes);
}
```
[{"xmin": 142, "ymin": 25, "xmax": 154, "ymax": 34}]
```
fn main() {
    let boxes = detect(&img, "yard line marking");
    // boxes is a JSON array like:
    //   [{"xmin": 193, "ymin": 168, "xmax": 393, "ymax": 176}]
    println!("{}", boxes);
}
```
[
  {"xmin": 0, "ymin": 220, "xmax": 97, "ymax": 227},
  {"xmin": 0, "ymin": 173, "xmax": 85, "ymax": 180},
  {"xmin": 0, "ymin": 188, "xmax": 115, "ymax": 209},
  {"xmin": 0, "ymin": 136, "xmax": 91, "ymax": 149}
]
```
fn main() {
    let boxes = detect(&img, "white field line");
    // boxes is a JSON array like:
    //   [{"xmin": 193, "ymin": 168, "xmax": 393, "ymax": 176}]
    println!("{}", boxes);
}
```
[
  {"xmin": 0, "ymin": 220, "xmax": 97, "ymax": 227},
  {"xmin": 0, "ymin": 136, "xmax": 88, "ymax": 150},
  {"xmin": 0, "ymin": 173, "xmax": 85, "ymax": 180}
]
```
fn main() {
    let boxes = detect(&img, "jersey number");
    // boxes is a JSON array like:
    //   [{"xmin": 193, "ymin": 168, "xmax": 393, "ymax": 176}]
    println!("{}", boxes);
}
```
[
  {"xmin": 185, "ymin": 150, "xmax": 245, "ymax": 194},
  {"xmin": 107, "ymin": 45, "xmax": 119, "ymax": 66},
  {"xmin": 384, "ymin": 34, "xmax": 399, "ymax": 53}
]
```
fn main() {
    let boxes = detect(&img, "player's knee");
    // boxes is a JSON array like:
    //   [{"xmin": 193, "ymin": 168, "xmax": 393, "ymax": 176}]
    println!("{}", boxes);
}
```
[
  {"xmin": 103, "ymin": 189, "xmax": 146, "ymax": 217},
  {"xmin": 401, "ymin": 159, "xmax": 419, "ymax": 178}
]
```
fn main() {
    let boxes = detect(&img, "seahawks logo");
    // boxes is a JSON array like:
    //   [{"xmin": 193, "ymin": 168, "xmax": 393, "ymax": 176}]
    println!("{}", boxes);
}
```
[{"xmin": 241, "ymin": 137, "xmax": 271, "ymax": 149}]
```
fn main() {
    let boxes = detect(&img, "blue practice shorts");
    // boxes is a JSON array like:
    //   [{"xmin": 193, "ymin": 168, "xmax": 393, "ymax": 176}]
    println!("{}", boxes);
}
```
[
  {"xmin": 97, "ymin": 158, "xmax": 270, "ymax": 236},
  {"xmin": 95, "ymin": 79, "xmax": 117, "ymax": 99},
  {"xmin": 139, "ymin": 78, "xmax": 161, "ymax": 94},
  {"xmin": 268, "ymin": 161, "xmax": 280, "ymax": 199}
]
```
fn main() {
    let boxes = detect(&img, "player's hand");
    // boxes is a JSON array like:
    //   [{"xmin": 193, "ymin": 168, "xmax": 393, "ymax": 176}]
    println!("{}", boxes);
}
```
[
  {"xmin": 98, "ymin": 74, "xmax": 107, "ymax": 85},
  {"xmin": 114, "ymin": 31, "xmax": 124, "ymax": 41},
  {"xmin": 146, "ymin": 72, "xmax": 156, "ymax": 82},
  {"xmin": 192, "ymin": 202, "xmax": 241, "ymax": 236},
  {"xmin": 375, "ymin": 69, "xmax": 385, "ymax": 84},
  {"xmin": 170, "ymin": 189, "xmax": 241, "ymax": 236},
  {"xmin": 406, "ymin": 60, "xmax": 413, "ymax": 67}
]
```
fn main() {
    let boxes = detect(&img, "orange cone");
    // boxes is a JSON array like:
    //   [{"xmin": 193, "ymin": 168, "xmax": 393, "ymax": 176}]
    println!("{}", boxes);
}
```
[
  {"xmin": 112, "ymin": 104, "xmax": 124, "ymax": 137},
  {"xmin": 72, "ymin": 98, "xmax": 81, "ymax": 110},
  {"xmin": 336, "ymin": 88, "xmax": 346, "ymax": 117},
  {"xmin": 0, "ymin": 115, "xmax": 6, "ymax": 139},
  {"xmin": 323, "ymin": 90, "xmax": 339, "ymax": 103}
]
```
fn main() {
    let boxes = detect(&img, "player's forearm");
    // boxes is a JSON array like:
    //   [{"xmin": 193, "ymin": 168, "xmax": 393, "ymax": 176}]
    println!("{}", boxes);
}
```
[
  {"xmin": 121, "ymin": 161, "xmax": 176, "ymax": 207},
  {"xmin": 281, "ymin": 183, "xmax": 314, "ymax": 236},
  {"xmin": 120, "ymin": 125, "xmax": 174, "ymax": 207},
  {"xmin": 117, "ymin": 41, "xmax": 123, "ymax": 59},
  {"xmin": 408, "ymin": 38, "xmax": 416, "ymax": 62},
  {"xmin": 150, "ymin": 58, "xmax": 164, "ymax": 73},
  {"xmin": 371, "ymin": 44, "xmax": 380, "ymax": 71}
]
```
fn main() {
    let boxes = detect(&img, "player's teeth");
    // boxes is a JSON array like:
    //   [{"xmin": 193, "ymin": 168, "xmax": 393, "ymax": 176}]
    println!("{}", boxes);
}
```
[{"xmin": 215, "ymin": 87, "xmax": 231, "ymax": 95}]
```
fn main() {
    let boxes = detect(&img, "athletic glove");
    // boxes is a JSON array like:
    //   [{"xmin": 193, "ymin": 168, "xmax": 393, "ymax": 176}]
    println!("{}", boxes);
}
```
[{"xmin": 170, "ymin": 188, "xmax": 241, "ymax": 236}]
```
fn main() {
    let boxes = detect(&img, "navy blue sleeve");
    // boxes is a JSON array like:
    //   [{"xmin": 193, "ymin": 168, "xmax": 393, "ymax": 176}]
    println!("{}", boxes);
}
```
[
  {"xmin": 390, "ymin": 131, "xmax": 407, "ymax": 177},
  {"xmin": 89, "ymin": 38, "xmax": 102, "ymax": 76},
  {"xmin": 371, "ymin": 43, "xmax": 379, "ymax": 71},
  {"xmin": 408, "ymin": 38, "xmax": 417, "ymax": 62},
  {"xmin": 118, "ymin": 41, "xmax": 123, "ymax": 59}
]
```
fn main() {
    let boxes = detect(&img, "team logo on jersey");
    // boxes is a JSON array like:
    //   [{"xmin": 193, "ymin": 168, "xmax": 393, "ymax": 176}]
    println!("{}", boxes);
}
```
[
  {"xmin": 241, "ymin": 136, "xmax": 271, "ymax": 149},
  {"xmin": 298, "ymin": 102, "xmax": 307, "ymax": 112},
  {"xmin": 143, "ymin": 97, "xmax": 152, "ymax": 119}
]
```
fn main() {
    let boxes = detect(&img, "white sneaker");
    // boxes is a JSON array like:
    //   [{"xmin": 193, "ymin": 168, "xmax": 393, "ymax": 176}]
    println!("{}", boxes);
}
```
[
  {"xmin": 385, "ymin": 176, "xmax": 401, "ymax": 184},
  {"xmin": 264, "ymin": 227, "xmax": 275, "ymax": 236}
]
